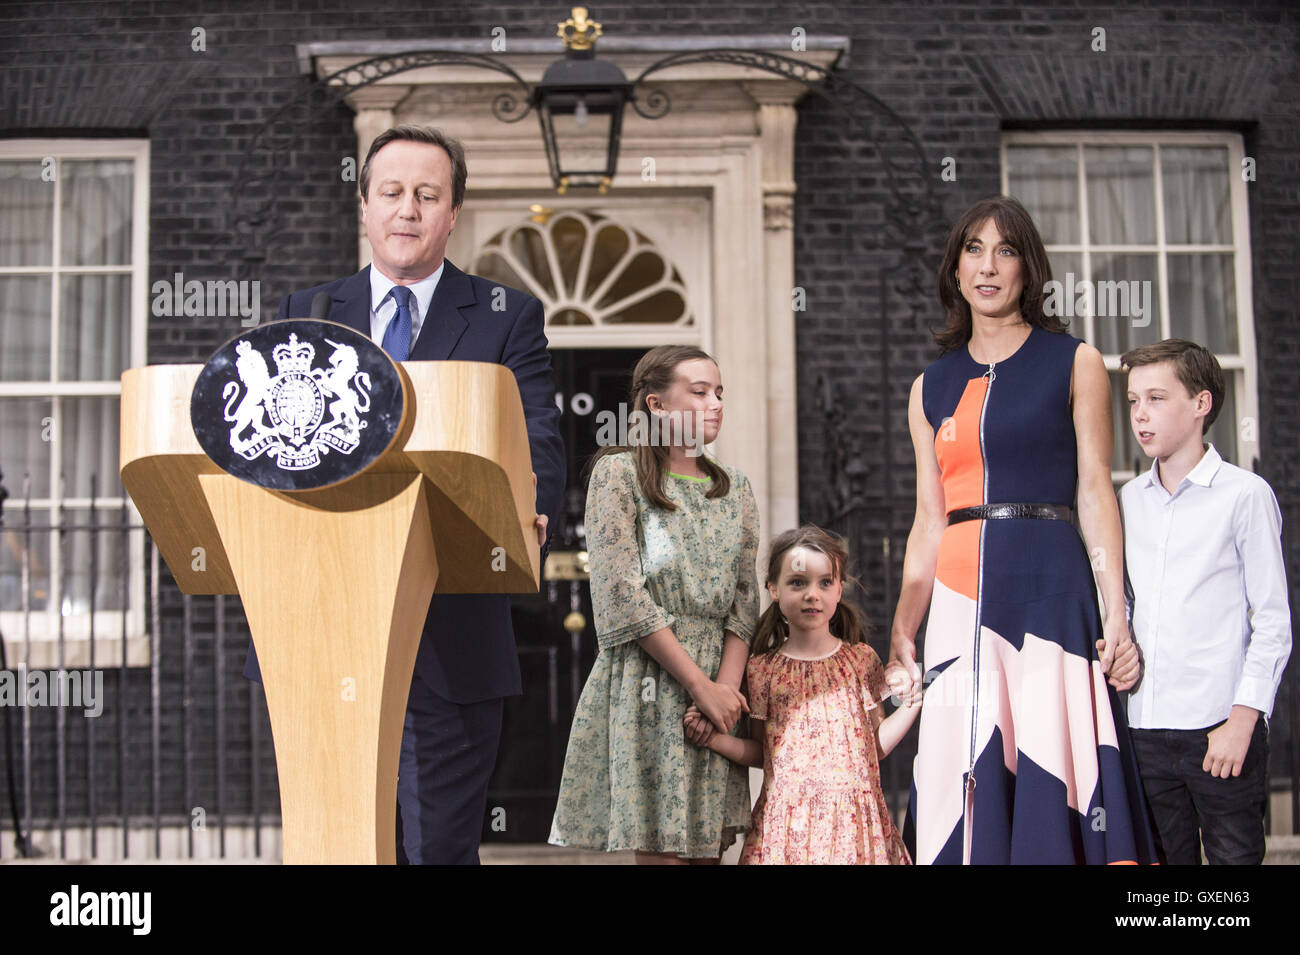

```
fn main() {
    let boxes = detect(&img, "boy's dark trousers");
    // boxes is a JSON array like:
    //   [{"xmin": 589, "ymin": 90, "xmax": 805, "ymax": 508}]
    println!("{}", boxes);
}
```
[{"xmin": 1129, "ymin": 719, "xmax": 1269, "ymax": 864}]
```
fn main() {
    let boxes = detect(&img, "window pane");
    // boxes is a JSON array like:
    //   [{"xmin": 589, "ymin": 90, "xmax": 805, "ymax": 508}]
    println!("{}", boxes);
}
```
[
  {"xmin": 1206, "ymin": 377, "xmax": 1238, "ymax": 467},
  {"xmin": 0, "ymin": 397, "xmax": 53, "ymax": 499},
  {"xmin": 1090, "ymin": 253, "xmax": 1161, "ymax": 355},
  {"xmin": 1167, "ymin": 253, "xmax": 1238, "ymax": 353},
  {"xmin": 0, "ymin": 507, "xmax": 52, "ymax": 613},
  {"xmin": 61, "ymin": 507, "xmax": 128, "ymax": 614},
  {"xmin": 1162, "ymin": 146, "xmax": 1231, "ymax": 245},
  {"xmin": 548, "ymin": 110, "xmax": 612, "ymax": 177},
  {"xmin": 0, "ymin": 275, "xmax": 52, "ymax": 380},
  {"xmin": 1045, "ymin": 250, "xmax": 1082, "ymax": 332},
  {"xmin": 551, "ymin": 309, "xmax": 594, "ymax": 326},
  {"xmin": 0, "ymin": 160, "xmax": 53, "ymax": 267},
  {"xmin": 1006, "ymin": 146, "xmax": 1079, "ymax": 244},
  {"xmin": 1085, "ymin": 146, "xmax": 1155, "ymax": 245},
  {"xmin": 59, "ymin": 397, "xmax": 123, "ymax": 500},
  {"xmin": 1109, "ymin": 372, "xmax": 1144, "ymax": 474},
  {"xmin": 551, "ymin": 214, "xmax": 586, "ymax": 297},
  {"xmin": 1048, "ymin": 251, "xmax": 1081, "ymax": 283},
  {"xmin": 60, "ymin": 273, "xmax": 131, "ymax": 381},
  {"xmin": 606, "ymin": 289, "xmax": 688, "ymax": 324},
  {"xmin": 584, "ymin": 222, "xmax": 631, "ymax": 298},
  {"xmin": 597, "ymin": 251, "xmax": 667, "ymax": 310},
  {"xmin": 60, "ymin": 160, "xmax": 134, "ymax": 267},
  {"xmin": 507, "ymin": 226, "xmax": 554, "ymax": 298},
  {"xmin": 475, "ymin": 250, "xmax": 530, "ymax": 297}
]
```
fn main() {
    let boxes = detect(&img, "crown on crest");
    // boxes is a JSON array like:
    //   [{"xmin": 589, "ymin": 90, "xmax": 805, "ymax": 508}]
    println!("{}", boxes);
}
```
[{"xmin": 273, "ymin": 334, "xmax": 315, "ymax": 374}]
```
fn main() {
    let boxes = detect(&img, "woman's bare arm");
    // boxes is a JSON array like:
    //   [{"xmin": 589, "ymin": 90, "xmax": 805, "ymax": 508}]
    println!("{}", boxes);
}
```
[
  {"xmin": 888, "ymin": 374, "xmax": 947, "ymax": 691},
  {"xmin": 1071, "ymin": 343, "xmax": 1139, "ymax": 689}
]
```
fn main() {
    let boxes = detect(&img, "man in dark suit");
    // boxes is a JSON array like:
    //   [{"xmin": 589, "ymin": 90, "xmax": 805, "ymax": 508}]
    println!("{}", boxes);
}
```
[{"xmin": 243, "ymin": 124, "xmax": 565, "ymax": 864}]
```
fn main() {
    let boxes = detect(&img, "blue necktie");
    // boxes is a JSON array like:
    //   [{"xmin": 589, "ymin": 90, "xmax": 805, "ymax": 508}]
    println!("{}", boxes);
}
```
[{"xmin": 381, "ymin": 285, "xmax": 414, "ymax": 361}]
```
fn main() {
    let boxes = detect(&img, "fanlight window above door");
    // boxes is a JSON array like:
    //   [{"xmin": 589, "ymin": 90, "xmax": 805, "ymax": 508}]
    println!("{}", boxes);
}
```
[{"xmin": 474, "ymin": 210, "xmax": 693, "ymax": 329}]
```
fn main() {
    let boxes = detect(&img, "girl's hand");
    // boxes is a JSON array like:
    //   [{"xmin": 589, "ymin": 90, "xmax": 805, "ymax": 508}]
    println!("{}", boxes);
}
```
[
  {"xmin": 885, "ymin": 640, "xmax": 922, "ymax": 704},
  {"xmin": 898, "ymin": 683, "xmax": 924, "ymax": 708},
  {"xmin": 692, "ymin": 680, "xmax": 748, "ymax": 734},
  {"xmin": 683, "ymin": 705, "xmax": 715, "ymax": 746}
]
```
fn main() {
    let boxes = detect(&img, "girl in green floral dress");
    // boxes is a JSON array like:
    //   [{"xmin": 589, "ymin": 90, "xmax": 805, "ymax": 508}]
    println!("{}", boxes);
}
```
[{"xmin": 548, "ymin": 345, "xmax": 759, "ymax": 863}]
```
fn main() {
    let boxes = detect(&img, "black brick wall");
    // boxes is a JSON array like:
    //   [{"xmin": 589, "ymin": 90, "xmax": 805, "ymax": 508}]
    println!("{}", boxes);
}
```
[{"xmin": 1, "ymin": 0, "xmax": 1296, "ymax": 848}]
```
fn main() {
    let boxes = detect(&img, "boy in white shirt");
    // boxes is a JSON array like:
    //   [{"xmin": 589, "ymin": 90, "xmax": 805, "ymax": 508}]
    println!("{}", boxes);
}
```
[{"xmin": 1120, "ymin": 339, "xmax": 1291, "ymax": 864}]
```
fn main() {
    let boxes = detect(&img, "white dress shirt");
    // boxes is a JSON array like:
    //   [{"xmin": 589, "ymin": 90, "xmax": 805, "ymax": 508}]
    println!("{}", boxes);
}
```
[
  {"xmin": 368, "ymin": 261, "xmax": 444, "ymax": 349},
  {"xmin": 1121, "ymin": 444, "xmax": 1292, "ymax": 729}
]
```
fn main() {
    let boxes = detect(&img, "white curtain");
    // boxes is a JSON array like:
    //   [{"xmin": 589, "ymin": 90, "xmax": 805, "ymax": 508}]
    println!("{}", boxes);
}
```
[
  {"xmin": 1085, "ymin": 146, "xmax": 1156, "ymax": 244},
  {"xmin": 1162, "ymin": 147, "xmax": 1236, "ymax": 353},
  {"xmin": 0, "ymin": 157, "xmax": 132, "ymax": 615},
  {"xmin": 1006, "ymin": 145, "xmax": 1078, "ymax": 245},
  {"xmin": 0, "ymin": 160, "xmax": 53, "ymax": 266},
  {"xmin": 0, "ymin": 162, "xmax": 54, "ymax": 381},
  {"xmin": 61, "ymin": 159, "xmax": 133, "ymax": 267},
  {"xmin": 1163, "ymin": 146, "xmax": 1231, "ymax": 244}
]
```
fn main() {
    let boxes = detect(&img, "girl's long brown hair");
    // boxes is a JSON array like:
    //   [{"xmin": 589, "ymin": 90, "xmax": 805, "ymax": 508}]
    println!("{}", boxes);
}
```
[
  {"xmin": 586, "ymin": 345, "xmax": 730, "ymax": 510},
  {"xmin": 751, "ymin": 525, "xmax": 870, "ymax": 657}
]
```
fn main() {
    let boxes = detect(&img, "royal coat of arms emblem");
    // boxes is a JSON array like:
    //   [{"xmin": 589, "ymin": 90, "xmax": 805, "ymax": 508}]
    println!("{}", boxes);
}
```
[
  {"xmin": 192, "ymin": 320, "xmax": 406, "ymax": 492},
  {"xmin": 223, "ymin": 334, "xmax": 371, "ymax": 470}
]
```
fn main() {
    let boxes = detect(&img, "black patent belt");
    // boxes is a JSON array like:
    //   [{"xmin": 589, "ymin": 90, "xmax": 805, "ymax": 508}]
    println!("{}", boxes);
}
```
[{"xmin": 947, "ymin": 503, "xmax": 1073, "ymax": 525}]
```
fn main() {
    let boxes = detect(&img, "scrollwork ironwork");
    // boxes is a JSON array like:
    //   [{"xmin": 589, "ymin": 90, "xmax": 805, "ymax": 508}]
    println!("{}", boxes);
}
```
[{"xmin": 630, "ymin": 88, "xmax": 670, "ymax": 120}]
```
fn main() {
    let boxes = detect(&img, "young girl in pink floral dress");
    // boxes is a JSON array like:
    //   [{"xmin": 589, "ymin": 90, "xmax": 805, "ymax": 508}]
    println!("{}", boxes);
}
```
[{"xmin": 685, "ymin": 525, "xmax": 922, "ymax": 864}]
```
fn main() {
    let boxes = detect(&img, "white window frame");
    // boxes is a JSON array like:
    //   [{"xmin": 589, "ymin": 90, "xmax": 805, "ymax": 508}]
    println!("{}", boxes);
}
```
[
  {"xmin": 0, "ymin": 139, "xmax": 150, "ymax": 668},
  {"xmin": 1001, "ymin": 131, "xmax": 1257, "ymax": 482}
]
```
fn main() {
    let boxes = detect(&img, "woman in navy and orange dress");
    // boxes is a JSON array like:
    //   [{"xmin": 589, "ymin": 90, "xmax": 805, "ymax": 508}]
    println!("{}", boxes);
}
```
[{"xmin": 887, "ymin": 196, "xmax": 1158, "ymax": 864}]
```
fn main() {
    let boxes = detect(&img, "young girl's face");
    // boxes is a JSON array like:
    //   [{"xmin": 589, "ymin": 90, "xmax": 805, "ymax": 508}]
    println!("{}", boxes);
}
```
[
  {"xmin": 646, "ymin": 358, "xmax": 723, "ymax": 448},
  {"xmin": 768, "ymin": 546, "xmax": 844, "ymax": 633}
]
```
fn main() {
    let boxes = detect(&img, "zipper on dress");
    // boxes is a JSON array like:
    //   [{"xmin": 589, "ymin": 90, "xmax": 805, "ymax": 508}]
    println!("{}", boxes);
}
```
[{"xmin": 964, "ymin": 360, "xmax": 995, "ymax": 865}]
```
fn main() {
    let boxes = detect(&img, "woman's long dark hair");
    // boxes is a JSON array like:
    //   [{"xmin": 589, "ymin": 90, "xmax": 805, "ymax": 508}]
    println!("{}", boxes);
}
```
[
  {"xmin": 751, "ymin": 525, "xmax": 870, "ymax": 657},
  {"xmin": 934, "ymin": 195, "xmax": 1068, "ymax": 354},
  {"xmin": 585, "ymin": 345, "xmax": 730, "ymax": 510}
]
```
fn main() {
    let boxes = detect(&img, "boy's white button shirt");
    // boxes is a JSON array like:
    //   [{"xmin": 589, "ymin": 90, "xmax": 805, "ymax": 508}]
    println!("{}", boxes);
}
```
[{"xmin": 1121, "ymin": 444, "xmax": 1292, "ymax": 730}]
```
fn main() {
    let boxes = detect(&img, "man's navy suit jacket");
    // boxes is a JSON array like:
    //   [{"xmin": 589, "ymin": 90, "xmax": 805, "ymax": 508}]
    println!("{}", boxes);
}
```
[{"xmin": 242, "ymin": 260, "xmax": 565, "ymax": 703}]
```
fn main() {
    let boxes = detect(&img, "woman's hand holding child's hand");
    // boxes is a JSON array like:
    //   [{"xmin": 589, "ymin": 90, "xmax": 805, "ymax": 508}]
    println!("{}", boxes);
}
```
[
  {"xmin": 1098, "ymin": 617, "xmax": 1141, "ymax": 692},
  {"xmin": 692, "ymin": 680, "xmax": 748, "ymax": 735},
  {"xmin": 885, "ymin": 646, "xmax": 923, "ymax": 707}
]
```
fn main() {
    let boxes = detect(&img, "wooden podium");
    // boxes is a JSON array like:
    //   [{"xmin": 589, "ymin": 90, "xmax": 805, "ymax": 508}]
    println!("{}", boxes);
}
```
[{"xmin": 120, "ymin": 360, "xmax": 540, "ymax": 864}]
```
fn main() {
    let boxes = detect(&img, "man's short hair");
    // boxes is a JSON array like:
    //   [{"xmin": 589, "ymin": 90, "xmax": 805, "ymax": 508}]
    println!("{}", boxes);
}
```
[
  {"xmin": 359, "ymin": 125, "xmax": 467, "ymax": 209},
  {"xmin": 1121, "ymin": 338, "xmax": 1226, "ymax": 434}
]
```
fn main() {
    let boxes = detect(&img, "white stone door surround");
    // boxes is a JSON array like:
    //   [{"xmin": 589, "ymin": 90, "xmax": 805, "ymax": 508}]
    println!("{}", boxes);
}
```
[{"xmin": 299, "ymin": 32, "xmax": 851, "ymax": 574}]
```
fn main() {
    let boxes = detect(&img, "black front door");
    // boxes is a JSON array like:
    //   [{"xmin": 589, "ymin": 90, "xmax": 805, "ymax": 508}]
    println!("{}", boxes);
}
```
[{"xmin": 482, "ymin": 347, "xmax": 647, "ymax": 844}]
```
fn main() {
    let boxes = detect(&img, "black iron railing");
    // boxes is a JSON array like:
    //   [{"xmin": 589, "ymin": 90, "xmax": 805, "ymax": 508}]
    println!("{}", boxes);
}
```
[{"xmin": 2, "ymin": 482, "xmax": 1294, "ymax": 859}]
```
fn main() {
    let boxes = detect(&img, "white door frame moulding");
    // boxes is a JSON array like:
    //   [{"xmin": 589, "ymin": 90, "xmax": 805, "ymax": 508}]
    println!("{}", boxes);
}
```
[{"xmin": 298, "ymin": 34, "xmax": 850, "ymax": 592}]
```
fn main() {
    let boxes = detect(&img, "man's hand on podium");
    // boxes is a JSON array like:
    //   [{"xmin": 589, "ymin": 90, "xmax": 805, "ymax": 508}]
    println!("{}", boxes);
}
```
[{"xmin": 531, "ymin": 471, "xmax": 548, "ymax": 548}]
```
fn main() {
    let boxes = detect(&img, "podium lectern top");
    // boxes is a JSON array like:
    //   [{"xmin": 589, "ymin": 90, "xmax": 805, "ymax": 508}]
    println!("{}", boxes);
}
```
[{"xmin": 121, "ymin": 360, "xmax": 540, "ymax": 595}]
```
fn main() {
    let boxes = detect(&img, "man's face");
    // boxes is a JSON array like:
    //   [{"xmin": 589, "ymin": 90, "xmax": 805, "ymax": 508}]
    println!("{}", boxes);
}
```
[{"xmin": 362, "ymin": 139, "xmax": 460, "ymax": 283}]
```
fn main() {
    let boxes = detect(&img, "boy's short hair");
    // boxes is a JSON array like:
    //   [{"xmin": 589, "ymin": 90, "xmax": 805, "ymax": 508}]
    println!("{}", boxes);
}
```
[{"xmin": 1120, "ymin": 339, "xmax": 1225, "ymax": 434}]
